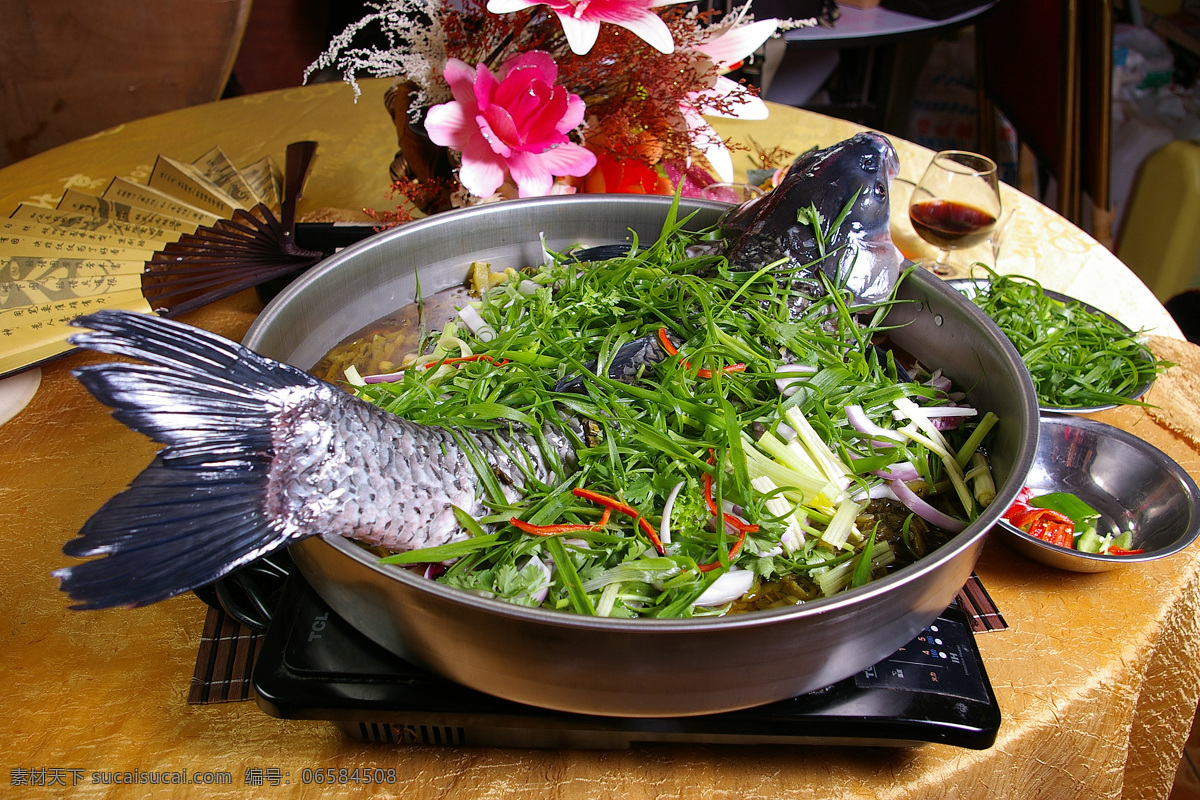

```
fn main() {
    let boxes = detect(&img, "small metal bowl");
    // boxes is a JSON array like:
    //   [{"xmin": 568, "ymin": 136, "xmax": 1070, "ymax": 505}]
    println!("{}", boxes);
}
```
[
  {"xmin": 997, "ymin": 416, "xmax": 1200, "ymax": 572},
  {"xmin": 947, "ymin": 278, "xmax": 1157, "ymax": 414}
]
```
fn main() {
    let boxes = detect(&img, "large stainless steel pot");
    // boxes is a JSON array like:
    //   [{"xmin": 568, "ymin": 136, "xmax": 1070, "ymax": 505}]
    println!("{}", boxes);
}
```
[{"xmin": 244, "ymin": 195, "xmax": 1038, "ymax": 718}]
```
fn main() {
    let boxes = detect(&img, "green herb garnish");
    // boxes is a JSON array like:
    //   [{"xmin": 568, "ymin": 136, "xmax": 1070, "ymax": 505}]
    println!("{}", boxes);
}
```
[
  {"xmin": 346, "ymin": 206, "xmax": 997, "ymax": 617},
  {"xmin": 965, "ymin": 267, "xmax": 1171, "ymax": 409}
]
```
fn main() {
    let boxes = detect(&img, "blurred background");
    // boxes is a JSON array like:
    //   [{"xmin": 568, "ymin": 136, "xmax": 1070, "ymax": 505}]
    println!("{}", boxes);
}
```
[{"xmin": 1, "ymin": 0, "xmax": 1199, "ymax": 335}]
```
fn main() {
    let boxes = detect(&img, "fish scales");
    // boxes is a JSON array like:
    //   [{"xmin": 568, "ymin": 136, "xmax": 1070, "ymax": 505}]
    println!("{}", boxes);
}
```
[{"xmin": 265, "ymin": 386, "xmax": 478, "ymax": 551}]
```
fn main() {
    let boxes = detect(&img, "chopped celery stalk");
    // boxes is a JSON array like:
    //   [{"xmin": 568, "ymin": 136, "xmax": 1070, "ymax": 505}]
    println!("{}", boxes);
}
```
[
  {"xmin": 784, "ymin": 406, "xmax": 852, "ymax": 490},
  {"xmin": 969, "ymin": 451, "xmax": 996, "ymax": 506},
  {"xmin": 820, "ymin": 497, "xmax": 863, "ymax": 550},
  {"xmin": 872, "ymin": 540, "xmax": 896, "ymax": 570},
  {"xmin": 817, "ymin": 561, "xmax": 854, "ymax": 596},
  {"xmin": 597, "ymin": 582, "xmax": 621, "ymax": 617},
  {"xmin": 954, "ymin": 411, "xmax": 999, "ymax": 468},
  {"xmin": 820, "ymin": 541, "xmax": 894, "ymax": 596},
  {"xmin": 894, "ymin": 399, "xmax": 975, "ymax": 519},
  {"xmin": 1076, "ymin": 529, "xmax": 1103, "ymax": 553},
  {"xmin": 744, "ymin": 434, "xmax": 832, "ymax": 503},
  {"xmin": 754, "ymin": 431, "xmax": 826, "ymax": 485},
  {"xmin": 752, "ymin": 475, "xmax": 807, "ymax": 551},
  {"xmin": 784, "ymin": 438, "xmax": 823, "ymax": 476},
  {"xmin": 900, "ymin": 422, "xmax": 975, "ymax": 516},
  {"xmin": 1110, "ymin": 530, "xmax": 1135, "ymax": 551}
]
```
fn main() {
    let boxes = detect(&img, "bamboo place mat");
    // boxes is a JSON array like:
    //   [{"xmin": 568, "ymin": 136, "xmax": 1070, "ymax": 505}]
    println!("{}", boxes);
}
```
[
  {"xmin": 188, "ymin": 603, "xmax": 264, "ymax": 705},
  {"xmin": 188, "ymin": 575, "xmax": 1007, "ymax": 706}
]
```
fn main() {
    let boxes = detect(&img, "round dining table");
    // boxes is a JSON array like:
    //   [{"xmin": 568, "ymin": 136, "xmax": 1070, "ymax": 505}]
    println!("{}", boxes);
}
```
[{"xmin": 2, "ymin": 78, "xmax": 1199, "ymax": 800}]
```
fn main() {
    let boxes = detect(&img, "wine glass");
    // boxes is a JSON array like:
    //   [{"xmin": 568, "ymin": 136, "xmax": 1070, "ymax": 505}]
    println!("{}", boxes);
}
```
[{"xmin": 908, "ymin": 151, "xmax": 1002, "ymax": 276}]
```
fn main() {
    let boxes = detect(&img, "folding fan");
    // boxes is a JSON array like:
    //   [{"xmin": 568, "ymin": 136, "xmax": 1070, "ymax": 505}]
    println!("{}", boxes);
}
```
[{"xmin": 0, "ymin": 141, "xmax": 376, "ymax": 378}]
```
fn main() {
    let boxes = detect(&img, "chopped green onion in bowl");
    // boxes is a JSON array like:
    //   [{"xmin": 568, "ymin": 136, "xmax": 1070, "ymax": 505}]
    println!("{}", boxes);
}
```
[{"xmin": 949, "ymin": 269, "xmax": 1171, "ymax": 413}]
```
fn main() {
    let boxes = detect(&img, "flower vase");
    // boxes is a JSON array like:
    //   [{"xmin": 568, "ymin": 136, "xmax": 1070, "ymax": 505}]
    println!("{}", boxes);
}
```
[{"xmin": 384, "ymin": 79, "xmax": 455, "ymax": 214}]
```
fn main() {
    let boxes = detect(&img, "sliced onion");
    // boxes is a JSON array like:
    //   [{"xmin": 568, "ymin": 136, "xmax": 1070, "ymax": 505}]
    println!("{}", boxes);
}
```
[
  {"xmin": 893, "ymin": 405, "xmax": 976, "ymax": 432},
  {"xmin": 850, "ymin": 483, "xmax": 900, "ymax": 502},
  {"xmin": 845, "ymin": 404, "xmax": 904, "ymax": 445},
  {"xmin": 780, "ymin": 527, "xmax": 802, "ymax": 554},
  {"xmin": 362, "ymin": 369, "xmax": 407, "ymax": 384},
  {"xmin": 873, "ymin": 462, "xmax": 920, "ymax": 482},
  {"xmin": 888, "ymin": 479, "xmax": 966, "ymax": 533},
  {"xmin": 523, "ymin": 553, "xmax": 554, "ymax": 605},
  {"xmin": 694, "ymin": 569, "xmax": 756, "ymax": 607},
  {"xmin": 775, "ymin": 364, "xmax": 818, "ymax": 396},
  {"xmin": 925, "ymin": 370, "xmax": 952, "ymax": 392},
  {"xmin": 659, "ymin": 480, "xmax": 685, "ymax": 545}
]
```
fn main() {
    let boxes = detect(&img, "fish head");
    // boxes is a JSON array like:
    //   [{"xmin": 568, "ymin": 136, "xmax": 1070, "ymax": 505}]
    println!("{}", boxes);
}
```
[{"xmin": 720, "ymin": 131, "xmax": 907, "ymax": 310}]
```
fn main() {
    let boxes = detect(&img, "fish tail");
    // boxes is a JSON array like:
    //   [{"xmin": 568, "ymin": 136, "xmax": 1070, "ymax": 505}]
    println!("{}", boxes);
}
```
[{"xmin": 55, "ymin": 310, "xmax": 321, "ymax": 610}]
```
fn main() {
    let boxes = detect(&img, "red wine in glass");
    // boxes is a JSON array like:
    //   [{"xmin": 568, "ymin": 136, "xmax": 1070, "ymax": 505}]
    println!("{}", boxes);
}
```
[
  {"xmin": 909, "ymin": 199, "xmax": 997, "ymax": 250},
  {"xmin": 908, "ymin": 151, "xmax": 1002, "ymax": 276}
]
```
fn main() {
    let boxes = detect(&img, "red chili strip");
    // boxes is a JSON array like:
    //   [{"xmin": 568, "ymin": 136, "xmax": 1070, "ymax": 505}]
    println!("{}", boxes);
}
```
[
  {"xmin": 1007, "ymin": 506, "xmax": 1072, "ymax": 532},
  {"xmin": 1027, "ymin": 516, "xmax": 1074, "ymax": 548},
  {"xmin": 693, "ymin": 450, "xmax": 754, "ymax": 572},
  {"xmin": 572, "ymin": 487, "xmax": 666, "ymax": 555},
  {"xmin": 656, "ymin": 328, "xmax": 745, "ymax": 379},
  {"xmin": 696, "ymin": 364, "xmax": 747, "ymax": 379},
  {"xmin": 696, "ymin": 529, "xmax": 747, "ymax": 572},
  {"xmin": 1107, "ymin": 546, "xmax": 1145, "ymax": 556},
  {"xmin": 510, "ymin": 508, "xmax": 612, "ymax": 537},
  {"xmin": 430, "ymin": 354, "xmax": 510, "ymax": 367},
  {"xmin": 702, "ymin": 452, "xmax": 760, "ymax": 535},
  {"xmin": 656, "ymin": 327, "xmax": 679, "ymax": 356}
]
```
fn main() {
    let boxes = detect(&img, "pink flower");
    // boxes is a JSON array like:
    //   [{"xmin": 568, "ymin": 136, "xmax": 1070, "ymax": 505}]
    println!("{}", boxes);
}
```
[
  {"xmin": 424, "ymin": 52, "xmax": 597, "ymax": 198},
  {"xmin": 487, "ymin": 0, "xmax": 692, "ymax": 55}
]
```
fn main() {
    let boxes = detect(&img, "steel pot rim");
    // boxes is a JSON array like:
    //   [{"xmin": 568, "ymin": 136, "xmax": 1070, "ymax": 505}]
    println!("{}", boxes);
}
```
[{"xmin": 245, "ymin": 194, "xmax": 1038, "ymax": 632}]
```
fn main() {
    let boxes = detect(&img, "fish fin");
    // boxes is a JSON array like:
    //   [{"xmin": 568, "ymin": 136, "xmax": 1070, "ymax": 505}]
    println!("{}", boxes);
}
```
[
  {"xmin": 69, "ymin": 309, "xmax": 321, "ymax": 395},
  {"xmin": 55, "ymin": 457, "xmax": 283, "ymax": 609},
  {"xmin": 57, "ymin": 310, "xmax": 315, "ymax": 609}
]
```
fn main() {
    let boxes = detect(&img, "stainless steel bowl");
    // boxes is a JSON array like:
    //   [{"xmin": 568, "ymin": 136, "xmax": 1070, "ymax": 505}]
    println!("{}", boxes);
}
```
[
  {"xmin": 244, "ymin": 195, "xmax": 1039, "ymax": 717},
  {"xmin": 997, "ymin": 416, "xmax": 1200, "ymax": 573}
]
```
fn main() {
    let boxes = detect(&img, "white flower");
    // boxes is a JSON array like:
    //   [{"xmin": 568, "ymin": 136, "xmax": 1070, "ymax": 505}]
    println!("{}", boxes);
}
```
[
  {"xmin": 674, "ymin": 13, "xmax": 776, "ymax": 181},
  {"xmin": 486, "ymin": 0, "xmax": 695, "ymax": 55}
]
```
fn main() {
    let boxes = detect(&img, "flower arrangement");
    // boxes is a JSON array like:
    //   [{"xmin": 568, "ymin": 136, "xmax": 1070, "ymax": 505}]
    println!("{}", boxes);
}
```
[{"xmin": 307, "ymin": 0, "xmax": 814, "ymax": 217}]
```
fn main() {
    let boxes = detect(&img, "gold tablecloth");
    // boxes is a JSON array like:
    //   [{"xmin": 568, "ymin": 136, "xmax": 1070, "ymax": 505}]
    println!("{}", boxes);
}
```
[{"xmin": 2, "ymin": 80, "xmax": 1199, "ymax": 799}]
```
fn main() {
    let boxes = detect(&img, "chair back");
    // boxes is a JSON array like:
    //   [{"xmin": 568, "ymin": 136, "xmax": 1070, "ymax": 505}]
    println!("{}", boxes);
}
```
[{"xmin": 0, "ymin": 0, "xmax": 252, "ymax": 168}]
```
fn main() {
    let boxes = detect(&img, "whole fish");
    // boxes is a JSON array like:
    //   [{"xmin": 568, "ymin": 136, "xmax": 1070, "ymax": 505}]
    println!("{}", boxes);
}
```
[
  {"xmin": 721, "ymin": 131, "xmax": 905, "ymax": 309},
  {"xmin": 56, "ymin": 133, "xmax": 907, "ymax": 610}
]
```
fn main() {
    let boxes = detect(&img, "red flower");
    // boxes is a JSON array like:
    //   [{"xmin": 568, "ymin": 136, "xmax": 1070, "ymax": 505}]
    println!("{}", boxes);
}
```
[{"xmin": 582, "ymin": 151, "xmax": 672, "ymax": 195}]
